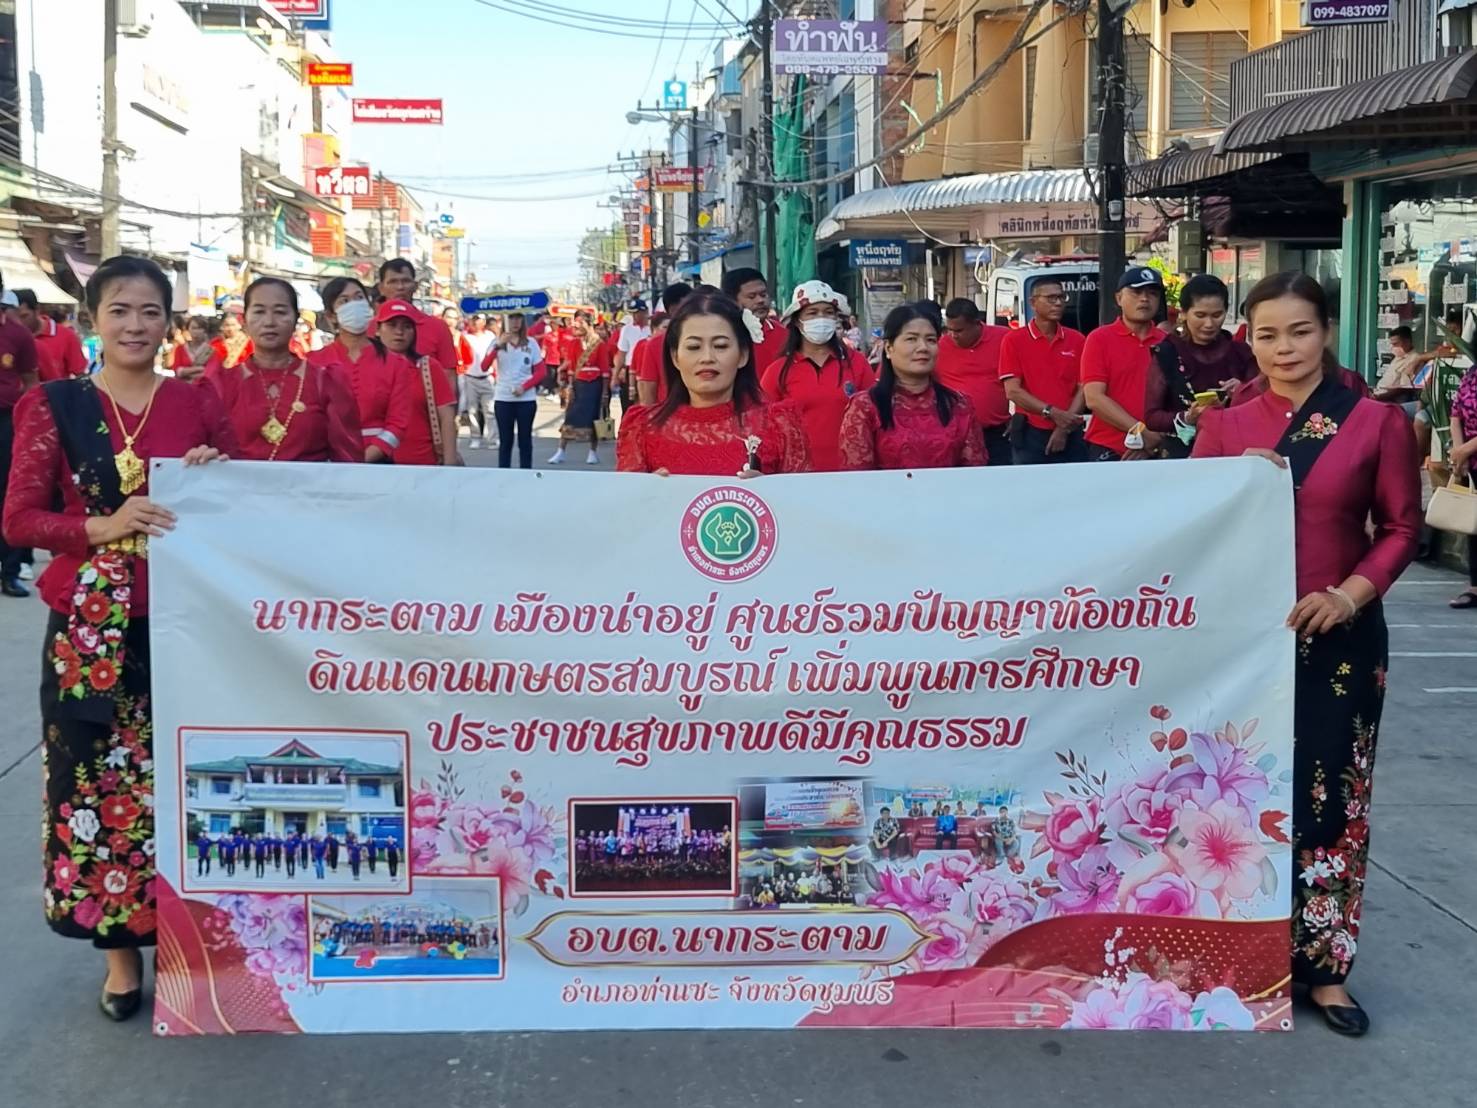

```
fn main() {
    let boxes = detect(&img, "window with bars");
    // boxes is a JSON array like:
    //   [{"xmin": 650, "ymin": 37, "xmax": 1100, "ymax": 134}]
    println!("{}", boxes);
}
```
[
  {"xmin": 1169, "ymin": 31, "xmax": 1248, "ymax": 130},
  {"xmin": 1024, "ymin": 46, "xmax": 1038, "ymax": 140},
  {"xmin": 1087, "ymin": 36, "xmax": 1151, "ymax": 135}
]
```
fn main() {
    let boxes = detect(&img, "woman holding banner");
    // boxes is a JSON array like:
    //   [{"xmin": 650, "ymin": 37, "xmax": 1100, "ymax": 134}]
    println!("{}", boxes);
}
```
[
  {"xmin": 617, "ymin": 293, "xmax": 809, "ymax": 476},
  {"xmin": 2, "ymin": 255, "xmax": 235, "ymax": 1021},
  {"xmin": 205, "ymin": 278, "xmax": 361, "ymax": 463},
  {"xmin": 838, "ymin": 303, "xmax": 987, "ymax": 471},
  {"xmin": 1193, "ymin": 272, "xmax": 1420, "ymax": 1036}
]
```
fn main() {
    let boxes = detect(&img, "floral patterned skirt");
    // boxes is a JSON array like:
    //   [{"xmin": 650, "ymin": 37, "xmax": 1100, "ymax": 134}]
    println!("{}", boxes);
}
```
[
  {"xmin": 40, "ymin": 611, "xmax": 156, "ymax": 948},
  {"xmin": 1291, "ymin": 602, "xmax": 1386, "ymax": 986}
]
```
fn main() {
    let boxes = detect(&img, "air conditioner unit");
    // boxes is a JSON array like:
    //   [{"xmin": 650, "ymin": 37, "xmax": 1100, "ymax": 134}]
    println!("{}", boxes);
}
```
[{"xmin": 117, "ymin": 0, "xmax": 154, "ymax": 37}]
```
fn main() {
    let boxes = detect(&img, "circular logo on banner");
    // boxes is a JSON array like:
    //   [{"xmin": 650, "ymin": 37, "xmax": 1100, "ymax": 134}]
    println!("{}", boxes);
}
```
[{"xmin": 680, "ymin": 485, "xmax": 777, "ymax": 582}]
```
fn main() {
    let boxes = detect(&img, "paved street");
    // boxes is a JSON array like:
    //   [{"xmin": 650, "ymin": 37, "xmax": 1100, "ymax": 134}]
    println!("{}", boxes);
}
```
[{"xmin": 0, "ymin": 433, "xmax": 1473, "ymax": 1105}]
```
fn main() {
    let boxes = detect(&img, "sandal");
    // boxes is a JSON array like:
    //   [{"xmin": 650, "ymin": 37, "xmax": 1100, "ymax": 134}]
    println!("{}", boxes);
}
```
[{"xmin": 1450, "ymin": 591, "xmax": 1477, "ymax": 610}]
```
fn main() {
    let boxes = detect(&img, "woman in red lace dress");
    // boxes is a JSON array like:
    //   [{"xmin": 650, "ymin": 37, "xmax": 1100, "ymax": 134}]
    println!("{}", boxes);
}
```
[
  {"xmin": 2, "ymin": 255, "xmax": 236, "ymax": 1021},
  {"xmin": 617, "ymin": 294, "xmax": 809, "ymax": 476},
  {"xmin": 839, "ymin": 302, "xmax": 987, "ymax": 470},
  {"xmin": 1193, "ymin": 272, "xmax": 1420, "ymax": 1036},
  {"xmin": 204, "ymin": 277, "xmax": 361, "ymax": 462}
]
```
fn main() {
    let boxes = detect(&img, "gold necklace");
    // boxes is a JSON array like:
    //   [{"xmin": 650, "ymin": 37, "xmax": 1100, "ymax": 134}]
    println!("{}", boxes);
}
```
[
  {"xmin": 257, "ymin": 360, "xmax": 308, "ymax": 459},
  {"xmin": 98, "ymin": 371, "xmax": 162, "ymax": 495}
]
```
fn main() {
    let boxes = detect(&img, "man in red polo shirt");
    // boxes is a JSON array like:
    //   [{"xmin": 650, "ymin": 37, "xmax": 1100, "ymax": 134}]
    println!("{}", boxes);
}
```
[
  {"xmin": 13, "ymin": 290, "xmax": 86, "ymax": 381},
  {"xmin": 721, "ymin": 267, "xmax": 788, "ymax": 371},
  {"xmin": 374, "ymin": 259, "xmax": 458, "ymax": 389},
  {"xmin": 636, "ymin": 282, "xmax": 694, "ymax": 406},
  {"xmin": 1082, "ymin": 266, "xmax": 1166, "ymax": 461},
  {"xmin": 937, "ymin": 298, "xmax": 1012, "ymax": 465},
  {"xmin": 999, "ymin": 278, "xmax": 1088, "ymax": 463}
]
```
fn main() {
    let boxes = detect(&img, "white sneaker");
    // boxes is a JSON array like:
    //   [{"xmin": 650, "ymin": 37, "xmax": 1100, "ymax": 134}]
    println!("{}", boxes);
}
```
[
  {"xmin": 18, "ymin": 564, "xmax": 33, "ymax": 581},
  {"xmin": 585, "ymin": 451, "xmax": 599, "ymax": 465},
  {"xmin": 548, "ymin": 449, "xmax": 566, "ymax": 465},
  {"xmin": 468, "ymin": 438, "xmax": 482, "ymax": 450}
]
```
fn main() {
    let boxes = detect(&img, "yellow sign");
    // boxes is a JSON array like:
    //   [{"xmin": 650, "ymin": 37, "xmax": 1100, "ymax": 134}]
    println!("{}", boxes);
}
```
[{"xmin": 445, "ymin": 228, "xmax": 466, "ymax": 238}]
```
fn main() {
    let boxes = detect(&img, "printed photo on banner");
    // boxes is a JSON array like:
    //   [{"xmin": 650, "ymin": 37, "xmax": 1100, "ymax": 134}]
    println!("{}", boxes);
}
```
[
  {"xmin": 737, "ymin": 778, "xmax": 869, "ymax": 910},
  {"xmin": 865, "ymin": 783, "xmax": 1030, "ymax": 872},
  {"xmin": 178, "ymin": 729, "xmax": 410, "ymax": 895},
  {"xmin": 309, "ymin": 878, "xmax": 504, "ymax": 982},
  {"xmin": 568, "ymin": 797, "xmax": 737, "ymax": 898}
]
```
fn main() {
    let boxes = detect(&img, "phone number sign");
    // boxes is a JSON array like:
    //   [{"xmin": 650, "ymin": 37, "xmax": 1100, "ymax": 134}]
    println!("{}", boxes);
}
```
[{"xmin": 1303, "ymin": 0, "xmax": 1390, "ymax": 25}]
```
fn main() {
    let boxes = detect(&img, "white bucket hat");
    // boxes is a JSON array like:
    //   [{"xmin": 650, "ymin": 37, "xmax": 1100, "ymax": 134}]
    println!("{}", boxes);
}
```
[{"xmin": 780, "ymin": 279, "xmax": 851, "ymax": 323}]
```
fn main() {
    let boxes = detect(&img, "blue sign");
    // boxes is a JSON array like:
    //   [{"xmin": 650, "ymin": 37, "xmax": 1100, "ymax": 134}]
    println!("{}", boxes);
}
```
[
  {"xmin": 849, "ymin": 239, "xmax": 907, "ymax": 268},
  {"xmin": 662, "ymin": 79, "xmax": 688, "ymax": 110},
  {"xmin": 460, "ymin": 291, "xmax": 551, "ymax": 315},
  {"xmin": 439, "ymin": 213, "xmax": 455, "ymax": 225}
]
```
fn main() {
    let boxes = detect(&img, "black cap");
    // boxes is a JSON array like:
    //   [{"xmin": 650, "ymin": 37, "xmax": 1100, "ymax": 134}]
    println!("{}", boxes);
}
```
[
  {"xmin": 626, "ymin": 297, "xmax": 649, "ymax": 312},
  {"xmin": 1117, "ymin": 266, "xmax": 1164, "ymax": 292}
]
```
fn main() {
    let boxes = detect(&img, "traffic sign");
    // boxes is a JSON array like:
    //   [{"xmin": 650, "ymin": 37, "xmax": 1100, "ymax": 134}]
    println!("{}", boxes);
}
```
[
  {"xmin": 662, "ymin": 79, "xmax": 688, "ymax": 110},
  {"xmin": 460, "ymin": 291, "xmax": 551, "ymax": 314},
  {"xmin": 439, "ymin": 213, "xmax": 455, "ymax": 225},
  {"xmin": 445, "ymin": 228, "xmax": 466, "ymax": 239}
]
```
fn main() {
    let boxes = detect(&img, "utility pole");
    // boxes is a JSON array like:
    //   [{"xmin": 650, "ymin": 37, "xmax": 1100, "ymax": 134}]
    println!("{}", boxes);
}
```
[
  {"xmin": 646, "ymin": 153, "xmax": 662, "ymax": 301},
  {"xmin": 688, "ymin": 103, "xmax": 700, "ymax": 268},
  {"xmin": 101, "ymin": 0, "xmax": 121, "ymax": 259},
  {"xmin": 759, "ymin": 2, "xmax": 777, "ymax": 285},
  {"xmin": 1095, "ymin": 0, "xmax": 1127, "ymax": 324}
]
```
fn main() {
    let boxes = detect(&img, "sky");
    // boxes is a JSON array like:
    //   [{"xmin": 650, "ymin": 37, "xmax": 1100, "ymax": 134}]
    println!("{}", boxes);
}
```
[{"xmin": 331, "ymin": 0, "xmax": 751, "ymax": 291}]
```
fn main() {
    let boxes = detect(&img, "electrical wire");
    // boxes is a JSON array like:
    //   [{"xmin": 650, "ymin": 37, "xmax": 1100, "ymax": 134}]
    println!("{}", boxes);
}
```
[{"xmin": 467, "ymin": 0, "xmax": 740, "ymax": 39}]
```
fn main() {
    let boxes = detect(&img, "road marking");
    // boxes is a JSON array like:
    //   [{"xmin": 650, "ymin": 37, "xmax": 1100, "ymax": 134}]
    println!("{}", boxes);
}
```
[
  {"xmin": 1423, "ymin": 687, "xmax": 1477, "ymax": 694},
  {"xmin": 1392, "ymin": 651, "xmax": 1477, "ymax": 657}
]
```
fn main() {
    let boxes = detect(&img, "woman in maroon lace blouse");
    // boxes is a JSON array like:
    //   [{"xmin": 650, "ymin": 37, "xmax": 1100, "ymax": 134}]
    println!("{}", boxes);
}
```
[
  {"xmin": 618, "ymin": 293, "xmax": 809, "ymax": 476},
  {"xmin": 1193, "ymin": 272, "xmax": 1420, "ymax": 1037},
  {"xmin": 204, "ymin": 277, "xmax": 361, "ymax": 463},
  {"xmin": 2, "ymin": 255, "xmax": 236, "ymax": 1022},
  {"xmin": 838, "ymin": 302, "xmax": 986, "ymax": 471}
]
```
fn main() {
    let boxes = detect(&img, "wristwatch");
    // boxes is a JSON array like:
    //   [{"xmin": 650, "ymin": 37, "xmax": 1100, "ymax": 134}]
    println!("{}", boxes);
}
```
[{"xmin": 1041, "ymin": 405, "xmax": 1054, "ymax": 419}]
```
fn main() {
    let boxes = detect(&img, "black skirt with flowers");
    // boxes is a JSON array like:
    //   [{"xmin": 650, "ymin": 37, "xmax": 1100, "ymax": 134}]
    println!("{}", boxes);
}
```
[
  {"xmin": 39, "ymin": 611, "xmax": 156, "ymax": 948},
  {"xmin": 1290, "ymin": 602, "xmax": 1386, "ymax": 986}
]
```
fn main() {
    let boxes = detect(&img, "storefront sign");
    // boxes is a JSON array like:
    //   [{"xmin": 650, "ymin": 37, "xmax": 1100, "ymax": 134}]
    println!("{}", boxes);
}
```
[
  {"xmin": 969, "ymin": 202, "xmax": 1158, "ymax": 241},
  {"xmin": 849, "ymin": 239, "xmax": 906, "ymax": 268},
  {"xmin": 309, "ymin": 165, "xmax": 372, "ymax": 197},
  {"xmin": 637, "ymin": 166, "xmax": 707, "ymax": 193},
  {"xmin": 352, "ymin": 99, "xmax": 445, "ymax": 125},
  {"xmin": 307, "ymin": 62, "xmax": 353, "ymax": 87},
  {"xmin": 149, "ymin": 460, "xmax": 1296, "ymax": 1034},
  {"xmin": 775, "ymin": 20, "xmax": 889, "ymax": 75},
  {"xmin": 1303, "ymin": 0, "xmax": 1391, "ymax": 26},
  {"xmin": 270, "ymin": 0, "xmax": 330, "ymax": 18}
]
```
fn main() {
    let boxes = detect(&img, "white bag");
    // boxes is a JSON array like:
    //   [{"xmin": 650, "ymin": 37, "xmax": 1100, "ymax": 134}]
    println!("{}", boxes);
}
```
[{"xmin": 1425, "ymin": 476, "xmax": 1477, "ymax": 535}]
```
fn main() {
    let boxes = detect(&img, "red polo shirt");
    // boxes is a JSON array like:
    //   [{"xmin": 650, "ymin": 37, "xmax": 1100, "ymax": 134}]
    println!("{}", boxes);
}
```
[
  {"xmin": 998, "ymin": 321, "xmax": 1087, "ymax": 431},
  {"xmin": 635, "ymin": 332, "xmax": 669, "ymax": 403},
  {"xmin": 32, "ymin": 318, "xmax": 87, "ymax": 382},
  {"xmin": 934, "ymin": 327, "xmax": 1009, "ymax": 428},
  {"xmin": 0, "ymin": 317, "xmax": 38, "ymax": 410},
  {"xmin": 1080, "ymin": 317, "xmax": 1159, "ymax": 455},
  {"xmin": 760, "ymin": 348, "xmax": 874, "ymax": 472},
  {"xmin": 754, "ymin": 316, "xmax": 788, "ymax": 373}
]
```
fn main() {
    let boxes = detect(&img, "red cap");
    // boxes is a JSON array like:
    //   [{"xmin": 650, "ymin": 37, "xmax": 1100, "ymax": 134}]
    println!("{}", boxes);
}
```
[{"xmin": 375, "ymin": 299, "xmax": 417, "ymax": 324}]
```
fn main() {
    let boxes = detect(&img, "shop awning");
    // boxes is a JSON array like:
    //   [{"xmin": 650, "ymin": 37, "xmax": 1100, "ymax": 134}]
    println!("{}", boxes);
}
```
[
  {"xmin": 1217, "ymin": 49, "xmax": 1477, "ymax": 153},
  {"xmin": 1127, "ymin": 148, "xmax": 1287, "ymax": 197},
  {"xmin": 815, "ymin": 168, "xmax": 1094, "ymax": 244},
  {"xmin": 0, "ymin": 222, "xmax": 76, "ymax": 304}
]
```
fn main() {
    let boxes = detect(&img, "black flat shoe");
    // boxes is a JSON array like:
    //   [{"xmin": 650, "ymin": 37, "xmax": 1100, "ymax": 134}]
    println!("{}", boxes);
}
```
[
  {"xmin": 0, "ymin": 577, "xmax": 28, "ymax": 598},
  {"xmin": 99, "ymin": 983, "xmax": 143, "ymax": 1022},
  {"xmin": 1313, "ymin": 995, "xmax": 1370, "ymax": 1037}
]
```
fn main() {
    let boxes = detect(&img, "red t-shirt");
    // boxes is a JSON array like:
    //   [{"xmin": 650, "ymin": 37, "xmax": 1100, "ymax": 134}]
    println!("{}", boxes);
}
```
[
  {"xmin": 0, "ymin": 317, "xmax": 39, "ymax": 410},
  {"xmin": 934, "ymin": 327, "xmax": 1009, "ymax": 428},
  {"xmin": 33, "ymin": 319, "xmax": 87, "ymax": 382},
  {"xmin": 759, "ymin": 347, "xmax": 875, "ymax": 472},
  {"xmin": 998, "ymin": 321, "xmax": 1087, "ymax": 430},
  {"xmin": 753, "ymin": 317, "xmax": 788, "ymax": 374},
  {"xmin": 395, "ymin": 356, "xmax": 456, "ymax": 465},
  {"xmin": 1080, "ymin": 318, "xmax": 1160, "ymax": 454},
  {"xmin": 635, "ymin": 332, "xmax": 669, "ymax": 403}
]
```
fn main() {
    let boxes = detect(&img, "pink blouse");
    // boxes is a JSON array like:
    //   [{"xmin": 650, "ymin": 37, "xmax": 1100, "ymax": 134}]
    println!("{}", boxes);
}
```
[
  {"xmin": 1193, "ymin": 389, "xmax": 1420, "ymax": 598},
  {"xmin": 838, "ymin": 387, "xmax": 987, "ymax": 471}
]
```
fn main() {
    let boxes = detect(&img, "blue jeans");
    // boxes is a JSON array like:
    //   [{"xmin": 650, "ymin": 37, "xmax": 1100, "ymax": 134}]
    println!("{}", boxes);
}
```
[
  {"xmin": 314, "ymin": 858, "xmax": 326, "ymax": 879},
  {"xmin": 1013, "ymin": 423, "xmax": 1087, "ymax": 464}
]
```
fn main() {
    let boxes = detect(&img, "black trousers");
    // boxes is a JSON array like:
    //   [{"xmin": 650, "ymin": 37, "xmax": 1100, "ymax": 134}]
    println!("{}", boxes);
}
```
[
  {"xmin": 495, "ymin": 400, "xmax": 537, "ymax": 469},
  {"xmin": 1013, "ymin": 422, "xmax": 1087, "ymax": 464},
  {"xmin": 982, "ymin": 423, "xmax": 1013, "ymax": 466},
  {"xmin": 937, "ymin": 833, "xmax": 959, "ymax": 851}
]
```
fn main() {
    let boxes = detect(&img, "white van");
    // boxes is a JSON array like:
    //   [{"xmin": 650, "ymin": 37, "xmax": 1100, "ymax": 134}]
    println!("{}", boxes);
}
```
[{"xmin": 982, "ymin": 259, "xmax": 1100, "ymax": 333}]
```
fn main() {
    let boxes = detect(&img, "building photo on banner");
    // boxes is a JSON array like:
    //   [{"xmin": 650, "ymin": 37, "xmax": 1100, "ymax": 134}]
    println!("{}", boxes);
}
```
[{"xmin": 144, "ymin": 458, "xmax": 1297, "ymax": 1035}]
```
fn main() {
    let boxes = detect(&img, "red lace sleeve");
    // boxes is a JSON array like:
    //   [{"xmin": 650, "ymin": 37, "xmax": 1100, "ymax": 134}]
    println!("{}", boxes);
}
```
[
  {"xmin": 616, "ymin": 404, "xmax": 653, "ymax": 472},
  {"xmin": 1, "ymin": 388, "xmax": 90, "ymax": 556},
  {"xmin": 957, "ymin": 397, "xmax": 988, "ymax": 466},
  {"xmin": 194, "ymin": 374, "xmax": 242, "ymax": 456},
  {"xmin": 766, "ymin": 401, "xmax": 811, "ymax": 473},
  {"xmin": 319, "ymin": 364, "xmax": 364, "ymax": 462},
  {"xmin": 837, "ymin": 394, "xmax": 879, "ymax": 471}
]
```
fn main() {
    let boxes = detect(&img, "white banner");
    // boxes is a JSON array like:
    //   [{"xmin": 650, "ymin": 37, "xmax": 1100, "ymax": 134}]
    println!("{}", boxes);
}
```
[{"xmin": 149, "ymin": 460, "xmax": 1296, "ymax": 1034}]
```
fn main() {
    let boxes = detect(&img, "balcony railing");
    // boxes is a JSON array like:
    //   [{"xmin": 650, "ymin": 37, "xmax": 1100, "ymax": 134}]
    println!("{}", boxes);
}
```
[
  {"xmin": 1229, "ymin": 1, "xmax": 1438, "ymax": 119},
  {"xmin": 242, "ymin": 783, "xmax": 347, "ymax": 806}
]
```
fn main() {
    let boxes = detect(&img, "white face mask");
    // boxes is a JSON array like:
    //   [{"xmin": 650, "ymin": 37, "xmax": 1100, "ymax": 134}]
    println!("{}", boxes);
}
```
[
  {"xmin": 800, "ymin": 317, "xmax": 838, "ymax": 344},
  {"xmin": 336, "ymin": 299, "xmax": 373, "ymax": 335}
]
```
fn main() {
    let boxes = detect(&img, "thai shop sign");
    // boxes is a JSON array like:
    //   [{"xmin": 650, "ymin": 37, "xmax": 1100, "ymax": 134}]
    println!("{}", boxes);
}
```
[
  {"xmin": 849, "ymin": 240, "xmax": 906, "ymax": 268},
  {"xmin": 774, "ymin": 20, "xmax": 889, "ymax": 75},
  {"xmin": 969, "ymin": 202, "xmax": 1161, "ymax": 241},
  {"xmin": 1302, "ymin": 0, "xmax": 1390, "ymax": 26}
]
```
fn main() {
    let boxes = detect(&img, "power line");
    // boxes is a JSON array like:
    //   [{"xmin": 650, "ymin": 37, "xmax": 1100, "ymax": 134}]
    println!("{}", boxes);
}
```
[
  {"xmin": 386, "ymin": 165, "xmax": 616, "ymax": 183},
  {"xmin": 467, "ymin": 0, "xmax": 740, "ymax": 39}
]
